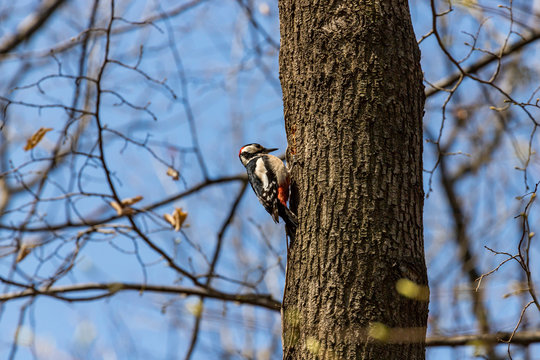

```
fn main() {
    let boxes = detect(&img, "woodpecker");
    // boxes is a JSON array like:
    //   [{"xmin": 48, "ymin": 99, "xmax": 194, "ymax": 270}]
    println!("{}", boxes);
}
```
[{"xmin": 239, "ymin": 143, "xmax": 297, "ymax": 232}]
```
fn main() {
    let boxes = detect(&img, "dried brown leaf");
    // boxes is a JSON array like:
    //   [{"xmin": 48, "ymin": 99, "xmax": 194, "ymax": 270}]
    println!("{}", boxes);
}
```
[
  {"xmin": 173, "ymin": 208, "xmax": 188, "ymax": 231},
  {"xmin": 122, "ymin": 207, "xmax": 135, "ymax": 215},
  {"xmin": 109, "ymin": 200, "xmax": 138, "ymax": 216},
  {"xmin": 164, "ymin": 208, "xmax": 188, "ymax": 231},
  {"xmin": 121, "ymin": 195, "xmax": 143, "ymax": 206},
  {"xmin": 16, "ymin": 242, "xmax": 39, "ymax": 263},
  {"xmin": 109, "ymin": 201, "xmax": 123, "ymax": 215},
  {"xmin": 166, "ymin": 167, "xmax": 180, "ymax": 181},
  {"xmin": 24, "ymin": 128, "xmax": 53, "ymax": 151},
  {"xmin": 163, "ymin": 213, "xmax": 175, "ymax": 226}
]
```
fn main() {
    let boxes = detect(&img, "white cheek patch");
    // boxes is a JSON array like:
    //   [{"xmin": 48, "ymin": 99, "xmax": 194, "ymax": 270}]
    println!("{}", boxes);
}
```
[{"xmin": 255, "ymin": 158, "xmax": 269, "ymax": 189}]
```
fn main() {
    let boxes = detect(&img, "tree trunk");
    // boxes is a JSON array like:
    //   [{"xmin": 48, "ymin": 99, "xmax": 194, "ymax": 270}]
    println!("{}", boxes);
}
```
[{"xmin": 278, "ymin": 0, "xmax": 428, "ymax": 359}]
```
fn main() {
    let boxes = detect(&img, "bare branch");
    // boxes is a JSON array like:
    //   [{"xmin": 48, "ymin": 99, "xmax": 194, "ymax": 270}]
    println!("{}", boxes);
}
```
[
  {"xmin": 426, "ymin": 29, "xmax": 540, "ymax": 98},
  {"xmin": 426, "ymin": 331, "xmax": 540, "ymax": 347},
  {"xmin": 0, "ymin": 0, "xmax": 67, "ymax": 54},
  {"xmin": 0, "ymin": 282, "xmax": 281, "ymax": 311}
]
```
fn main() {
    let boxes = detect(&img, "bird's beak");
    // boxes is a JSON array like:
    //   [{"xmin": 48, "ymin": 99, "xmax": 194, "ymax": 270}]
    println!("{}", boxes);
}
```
[{"xmin": 264, "ymin": 147, "xmax": 278, "ymax": 153}]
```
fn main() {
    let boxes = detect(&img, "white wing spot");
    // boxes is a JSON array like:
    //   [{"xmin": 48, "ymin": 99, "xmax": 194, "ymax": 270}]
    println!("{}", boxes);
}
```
[{"xmin": 255, "ymin": 158, "xmax": 269, "ymax": 189}]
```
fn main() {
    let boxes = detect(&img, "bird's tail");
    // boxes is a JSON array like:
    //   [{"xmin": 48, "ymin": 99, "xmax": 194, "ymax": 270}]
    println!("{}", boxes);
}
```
[
  {"xmin": 278, "ymin": 204, "xmax": 297, "ymax": 228},
  {"xmin": 278, "ymin": 204, "xmax": 297, "ymax": 243}
]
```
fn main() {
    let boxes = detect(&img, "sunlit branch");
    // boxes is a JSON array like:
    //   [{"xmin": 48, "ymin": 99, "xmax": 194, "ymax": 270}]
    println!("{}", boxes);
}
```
[
  {"xmin": 0, "ymin": 282, "xmax": 281, "ymax": 311},
  {"xmin": 426, "ymin": 331, "xmax": 540, "ymax": 347}
]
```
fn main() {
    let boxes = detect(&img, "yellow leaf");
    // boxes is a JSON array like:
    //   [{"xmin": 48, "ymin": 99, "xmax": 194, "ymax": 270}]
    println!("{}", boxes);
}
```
[
  {"xmin": 24, "ymin": 127, "xmax": 53, "ymax": 151},
  {"xmin": 396, "ymin": 278, "xmax": 429, "ymax": 301},
  {"xmin": 368, "ymin": 322, "xmax": 390, "ymax": 341},
  {"xmin": 186, "ymin": 300, "xmax": 203, "ymax": 317},
  {"xmin": 306, "ymin": 337, "xmax": 321, "ymax": 355}
]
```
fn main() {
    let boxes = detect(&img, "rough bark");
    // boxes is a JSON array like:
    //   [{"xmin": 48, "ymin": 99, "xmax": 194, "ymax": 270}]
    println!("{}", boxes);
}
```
[{"xmin": 278, "ymin": 0, "xmax": 427, "ymax": 359}]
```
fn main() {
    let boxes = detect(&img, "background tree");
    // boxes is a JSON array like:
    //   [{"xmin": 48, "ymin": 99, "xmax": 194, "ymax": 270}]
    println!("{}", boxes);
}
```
[
  {"xmin": 279, "ymin": 0, "xmax": 427, "ymax": 359},
  {"xmin": 0, "ymin": 0, "xmax": 539, "ymax": 359}
]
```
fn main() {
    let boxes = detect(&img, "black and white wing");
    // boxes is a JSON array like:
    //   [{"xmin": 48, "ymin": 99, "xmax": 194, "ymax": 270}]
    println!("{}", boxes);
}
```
[{"xmin": 245, "ymin": 156, "xmax": 280, "ymax": 223}]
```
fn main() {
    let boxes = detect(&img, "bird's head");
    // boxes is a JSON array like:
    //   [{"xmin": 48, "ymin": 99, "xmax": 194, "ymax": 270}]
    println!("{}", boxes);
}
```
[{"xmin": 238, "ymin": 143, "xmax": 278, "ymax": 166}]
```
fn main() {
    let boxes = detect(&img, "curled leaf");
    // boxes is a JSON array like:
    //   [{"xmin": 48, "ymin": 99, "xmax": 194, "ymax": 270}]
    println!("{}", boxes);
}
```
[
  {"xmin": 109, "ymin": 201, "xmax": 136, "ymax": 216},
  {"xmin": 163, "ymin": 207, "xmax": 188, "ymax": 231},
  {"xmin": 16, "ymin": 244, "xmax": 32, "ymax": 263},
  {"xmin": 16, "ymin": 241, "xmax": 41, "ymax": 263},
  {"xmin": 109, "ymin": 201, "xmax": 123, "ymax": 215},
  {"xmin": 173, "ymin": 208, "xmax": 188, "ymax": 231},
  {"xmin": 121, "ymin": 195, "xmax": 143, "ymax": 206},
  {"xmin": 24, "ymin": 128, "xmax": 53, "ymax": 151},
  {"xmin": 163, "ymin": 213, "xmax": 175, "ymax": 226},
  {"xmin": 166, "ymin": 167, "xmax": 180, "ymax": 181}
]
